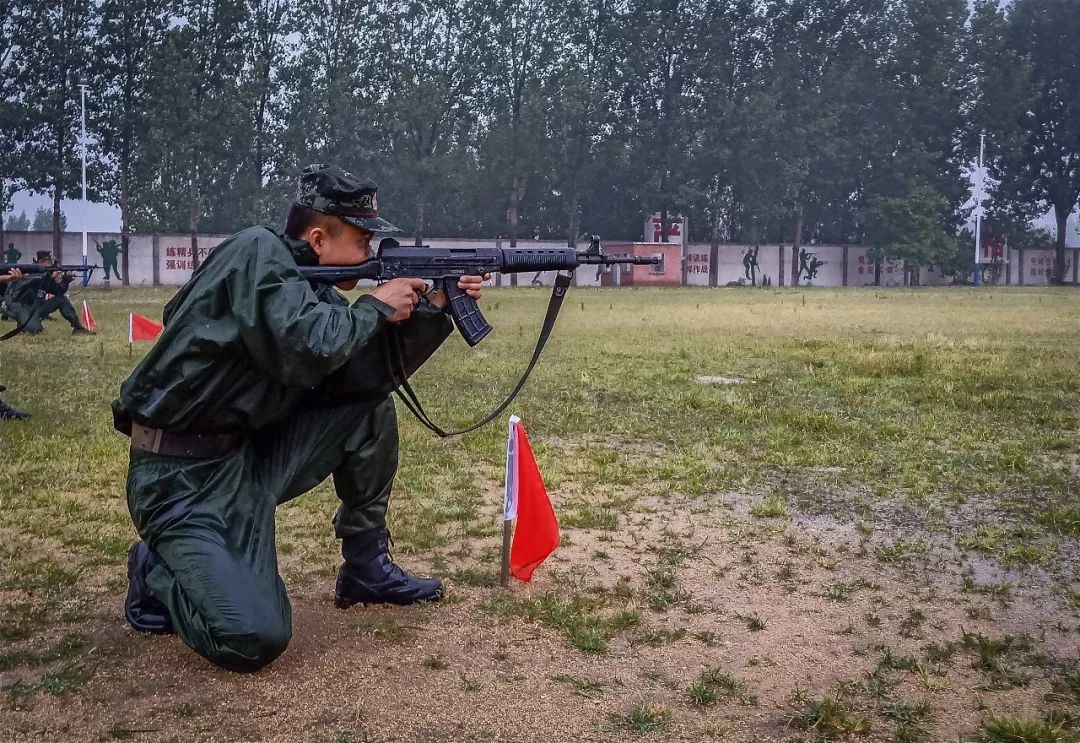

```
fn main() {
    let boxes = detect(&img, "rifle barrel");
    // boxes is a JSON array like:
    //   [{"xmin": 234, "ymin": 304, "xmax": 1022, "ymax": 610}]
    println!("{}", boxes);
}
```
[
  {"xmin": 1, "ymin": 263, "xmax": 100, "ymax": 275},
  {"xmin": 576, "ymin": 254, "xmax": 661, "ymax": 265}
]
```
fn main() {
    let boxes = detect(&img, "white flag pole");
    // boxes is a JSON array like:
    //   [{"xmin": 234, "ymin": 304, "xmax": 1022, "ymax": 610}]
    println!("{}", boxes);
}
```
[{"xmin": 500, "ymin": 415, "xmax": 521, "ymax": 587}]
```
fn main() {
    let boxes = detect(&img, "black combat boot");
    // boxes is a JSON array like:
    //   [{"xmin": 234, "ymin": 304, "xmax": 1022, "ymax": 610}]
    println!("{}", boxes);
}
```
[
  {"xmin": 0, "ymin": 388, "xmax": 30, "ymax": 421},
  {"xmin": 125, "ymin": 542, "xmax": 175, "ymax": 635},
  {"xmin": 335, "ymin": 529, "xmax": 443, "ymax": 608}
]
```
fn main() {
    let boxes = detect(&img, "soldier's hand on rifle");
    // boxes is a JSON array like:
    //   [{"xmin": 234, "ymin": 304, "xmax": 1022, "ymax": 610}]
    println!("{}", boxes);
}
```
[
  {"xmin": 424, "ymin": 274, "xmax": 489, "ymax": 310},
  {"xmin": 0, "ymin": 268, "xmax": 22, "ymax": 283},
  {"xmin": 459, "ymin": 274, "xmax": 488, "ymax": 299},
  {"xmin": 371, "ymin": 277, "xmax": 429, "ymax": 323}
]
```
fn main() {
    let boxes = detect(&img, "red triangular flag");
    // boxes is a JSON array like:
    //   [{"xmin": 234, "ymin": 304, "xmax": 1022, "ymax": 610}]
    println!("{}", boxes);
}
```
[
  {"xmin": 508, "ymin": 419, "xmax": 559, "ymax": 581},
  {"xmin": 129, "ymin": 312, "xmax": 163, "ymax": 342},
  {"xmin": 81, "ymin": 300, "xmax": 97, "ymax": 330}
]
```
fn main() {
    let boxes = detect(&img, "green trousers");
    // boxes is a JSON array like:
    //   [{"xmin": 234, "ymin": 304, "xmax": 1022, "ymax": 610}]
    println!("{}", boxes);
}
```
[
  {"xmin": 126, "ymin": 398, "xmax": 399, "ymax": 672},
  {"xmin": 8, "ymin": 295, "xmax": 81, "ymax": 333},
  {"xmin": 124, "ymin": 306, "xmax": 451, "ymax": 672}
]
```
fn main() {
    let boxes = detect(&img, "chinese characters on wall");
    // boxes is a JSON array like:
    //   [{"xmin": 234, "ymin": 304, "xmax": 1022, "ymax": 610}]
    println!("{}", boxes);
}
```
[
  {"xmin": 685, "ymin": 252, "xmax": 709, "ymax": 274},
  {"xmin": 163, "ymin": 244, "xmax": 213, "ymax": 271}
]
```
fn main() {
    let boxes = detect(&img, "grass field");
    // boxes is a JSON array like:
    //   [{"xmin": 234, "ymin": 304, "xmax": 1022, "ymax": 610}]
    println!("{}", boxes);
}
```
[{"xmin": 1, "ymin": 285, "xmax": 1079, "ymax": 742}]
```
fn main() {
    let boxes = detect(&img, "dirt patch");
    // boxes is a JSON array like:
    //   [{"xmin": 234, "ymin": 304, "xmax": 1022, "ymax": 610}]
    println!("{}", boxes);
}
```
[{"xmin": 3, "ymin": 494, "xmax": 1078, "ymax": 742}]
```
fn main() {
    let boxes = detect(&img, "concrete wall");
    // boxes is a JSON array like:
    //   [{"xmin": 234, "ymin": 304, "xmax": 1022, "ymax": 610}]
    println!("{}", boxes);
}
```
[
  {"xmin": 2, "ymin": 230, "xmax": 230, "ymax": 287},
  {"xmin": 5, "ymin": 230, "xmax": 1077, "ymax": 288}
]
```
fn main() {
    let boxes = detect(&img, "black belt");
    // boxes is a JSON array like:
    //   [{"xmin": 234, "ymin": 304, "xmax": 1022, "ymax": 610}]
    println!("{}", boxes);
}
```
[{"xmin": 130, "ymin": 423, "xmax": 244, "ymax": 458}]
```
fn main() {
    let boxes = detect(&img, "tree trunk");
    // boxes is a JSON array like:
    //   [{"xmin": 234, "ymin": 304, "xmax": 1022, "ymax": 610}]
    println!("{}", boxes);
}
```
[
  {"xmin": 507, "ymin": 176, "xmax": 523, "ymax": 286},
  {"xmin": 660, "ymin": 206, "xmax": 669, "ymax": 242},
  {"xmin": 708, "ymin": 197, "xmax": 721, "ymax": 289},
  {"xmin": 121, "ymin": 171, "xmax": 130, "ymax": 286},
  {"xmin": 414, "ymin": 189, "xmax": 425, "ymax": 247},
  {"xmin": 52, "ymin": 187, "xmax": 63, "ymax": 263},
  {"xmin": 874, "ymin": 257, "xmax": 881, "ymax": 286},
  {"xmin": 1053, "ymin": 202, "xmax": 1068, "ymax": 284},
  {"xmin": 566, "ymin": 191, "xmax": 580, "ymax": 249},
  {"xmin": 189, "ymin": 173, "xmax": 200, "ymax": 273},
  {"xmin": 790, "ymin": 203, "xmax": 804, "ymax": 286}
]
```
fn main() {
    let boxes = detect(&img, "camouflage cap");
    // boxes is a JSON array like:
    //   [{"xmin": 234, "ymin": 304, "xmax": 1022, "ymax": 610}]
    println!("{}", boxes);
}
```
[
  {"xmin": 35, "ymin": 251, "xmax": 53, "ymax": 262},
  {"xmin": 296, "ymin": 163, "xmax": 401, "ymax": 234}
]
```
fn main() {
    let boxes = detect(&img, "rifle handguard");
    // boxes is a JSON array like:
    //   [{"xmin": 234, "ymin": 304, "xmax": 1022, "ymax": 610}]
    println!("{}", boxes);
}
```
[{"xmin": 443, "ymin": 277, "xmax": 493, "ymax": 347}]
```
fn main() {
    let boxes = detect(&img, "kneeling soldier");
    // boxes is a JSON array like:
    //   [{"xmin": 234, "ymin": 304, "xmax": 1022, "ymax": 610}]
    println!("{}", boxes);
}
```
[
  {"xmin": 4, "ymin": 252, "xmax": 93, "ymax": 335},
  {"xmin": 115, "ymin": 164, "xmax": 486, "ymax": 672}
]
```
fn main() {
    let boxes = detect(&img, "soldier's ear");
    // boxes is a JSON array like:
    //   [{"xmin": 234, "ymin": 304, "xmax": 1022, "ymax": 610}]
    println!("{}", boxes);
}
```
[{"xmin": 307, "ymin": 226, "xmax": 325, "ymax": 256}]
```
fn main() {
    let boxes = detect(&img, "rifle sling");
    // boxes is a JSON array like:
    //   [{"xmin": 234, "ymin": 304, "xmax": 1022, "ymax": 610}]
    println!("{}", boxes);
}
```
[{"xmin": 389, "ymin": 272, "xmax": 572, "ymax": 437}]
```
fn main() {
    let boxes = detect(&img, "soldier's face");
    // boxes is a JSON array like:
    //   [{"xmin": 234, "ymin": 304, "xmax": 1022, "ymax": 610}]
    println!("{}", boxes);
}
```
[{"xmin": 310, "ymin": 221, "xmax": 374, "ymax": 266}]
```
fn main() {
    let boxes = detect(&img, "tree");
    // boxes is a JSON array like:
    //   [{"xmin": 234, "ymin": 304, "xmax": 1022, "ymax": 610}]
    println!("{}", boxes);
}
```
[
  {"xmin": 874, "ymin": 0, "xmax": 968, "ymax": 224},
  {"xmin": 136, "ymin": 0, "xmax": 247, "ymax": 267},
  {"xmin": 476, "ymin": 0, "xmax": 559, "ymax": 283},
  {"xmin": 33, "ymin": 206, "xmax": 67, "ymax": 231},
  {"xmin": 230, "ymin": 0, "xmax": 290, "ymax": 226},
  {"xmin": 687, "ymin": 0, "xmax": 767, "ymax": 285},
  {"xmin": 760, "ymin": 0, "xmax": 895, "ymax": 283},
  {"xmin": 621, "ymin": 0, "xmax": 710, "ymax": 245},
  {"xmin": 0, "ymin": 0, "xmax": 31, "ymax": 253},
  {"xmin": 271, "ymin": 0, "xmax": 385, "ymax": 219},
  {"xmin": 368, "ymin": 0, "xmax": 484, "ymax": 245},
  {"xmin": 540, "ymin": 0, "xmax": 627, "ymax": 248},
  {"xmin": 94, "ymin": 0, "xmax": 169, "ymax": 284},
  {"xmin": 11, "ymin": 0, "xmax": 94, "ymax": 262},
  {"xmin": 862, "ymin": 179, "xmax": 955, "ymax": 284},
  {"xmin": 6, "ymin": 210, "xmax": 30, "ymax": 231},
  {"xmin": 974, "ymin": 0, "xmax": 1080, "ymax": 283}
]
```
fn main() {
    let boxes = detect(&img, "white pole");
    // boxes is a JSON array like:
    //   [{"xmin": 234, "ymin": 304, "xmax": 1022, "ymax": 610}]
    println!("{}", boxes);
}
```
[
  {"xmin": 974, "ymin": 132, "xmax": 985, "ymax": 287},
  {"xmin": 80, "ymin": 80, "xmax": 89, "ymax": 286}
]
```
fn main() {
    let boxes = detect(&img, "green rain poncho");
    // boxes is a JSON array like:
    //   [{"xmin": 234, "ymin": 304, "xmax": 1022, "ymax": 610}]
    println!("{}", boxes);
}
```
[{"xmin": 114, "ymin": 226, "xmax": 452, "ymax": 671}]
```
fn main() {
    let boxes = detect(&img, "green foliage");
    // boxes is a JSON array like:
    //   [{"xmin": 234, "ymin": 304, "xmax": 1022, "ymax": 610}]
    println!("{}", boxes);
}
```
[
  {"xmin": 31, "ymin": 206, "xmax": 65, "ymax": 232},
  {"xmin": 977, "ymin": 713, "xmax": 1075, "ymax": 743},
  {"xmin": 973, "ymin": 0, "xmax": 1080, "ymax": 283},
  {"xmin": 483, "ymin": 588, "xmax": 637, "ymax": 654},
  {"xmin": 787, "ymin": 689, "xmax": 872, "ymax": 739},
  {"xmin": 0, "ymin": 0, "xmax": 1031, "ymax": 263},
  {"xmin": 688, "ymin": 667, "xmax": 749, "ymax": 707},
  {"xmin": 610, "ymin": 703, "xmax": 673, "ymax": 734},
  {"xmin": 750, "ymin": 494, "xmax": 789, "ymax": 519},
  {"xmin": 862, "ymin": 179, "xmax": 956, "ymax": 271},
  {"xmin": 6, "ymin": 210, "xmax": 30, "ymax": 231}
]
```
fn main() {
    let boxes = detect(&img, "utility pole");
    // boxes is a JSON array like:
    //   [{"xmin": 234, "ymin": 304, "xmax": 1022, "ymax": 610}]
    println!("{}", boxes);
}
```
[
  {"xmin": 973, "ymin": 132, "xmax": 985, "ymax": 288},
  {"xmin": 79, "ymin": 76, "xmax": 90, "ymax": 287}
]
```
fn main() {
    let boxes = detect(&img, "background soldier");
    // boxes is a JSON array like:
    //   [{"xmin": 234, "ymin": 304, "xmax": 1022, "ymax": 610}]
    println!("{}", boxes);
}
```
[
  {"xmin": 3, "ymin": 252, "xmax": 93, "ymax": 335},
  {"xmin": 117, "ymin": 164, "xmax": 487, "ymax": 672},
  {"xmin": 4, "ymin": 242, "xmax": 21, "ymax": 264},
  {"xmin": 0, "ymin": 269, "xmax": 30, "ymax": 420}
]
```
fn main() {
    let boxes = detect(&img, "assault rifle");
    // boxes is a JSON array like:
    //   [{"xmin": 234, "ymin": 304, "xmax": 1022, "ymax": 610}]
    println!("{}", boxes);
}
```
[
  {"xmin": 298, "ymin": 236, "xmax": 659, "ymax": 346},
  {"xmin": 1, "ymin": 263, "xmax": 100, "ymax": 278},
  {"xmin": 300, "ymin": 236, "xmax": 659, "ymax": 436}
]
